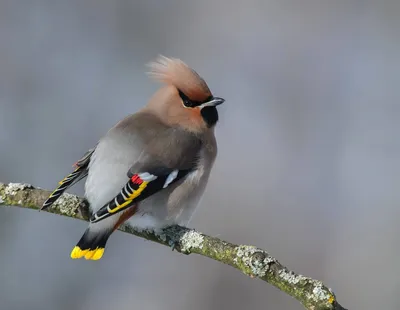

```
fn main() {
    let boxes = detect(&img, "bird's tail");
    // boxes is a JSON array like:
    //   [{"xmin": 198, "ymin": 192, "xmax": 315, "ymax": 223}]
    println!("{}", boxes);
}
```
[
  {"xmin": 41, "ymin": 166, "xmax": 88, "ymax": 210},
  {"xmin": 41, "ymin": 146, "xmax": 96, "ymax": 211},
  {"xmin": 70, "ymin": 226, "xmax": 112, "ymax": 261},
  {"xmin": 70, "ymin": 204, "xmax": 137, "ymax": 261}
]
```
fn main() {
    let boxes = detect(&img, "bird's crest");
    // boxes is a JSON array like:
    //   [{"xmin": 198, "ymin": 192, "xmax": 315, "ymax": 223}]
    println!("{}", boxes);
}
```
[{"xmin": 147, "ymin": 55, "xmax": 212, "ymax": 102}]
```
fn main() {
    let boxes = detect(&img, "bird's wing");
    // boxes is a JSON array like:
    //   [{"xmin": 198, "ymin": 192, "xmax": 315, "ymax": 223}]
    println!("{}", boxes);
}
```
[
  {"xmin": 89, "ymin": 120, "xmax": 204, "ymax": 224},
  {"xmin": 89, "ymin": 112, "xmax": 203, "ymax": 223},
  {"xmin": 89, "ymin": 165, "xmax": 192, "ymax": 223},
  {"xmin": 41, "ymin": 146, "xmax": 96, "ymax": 210}
]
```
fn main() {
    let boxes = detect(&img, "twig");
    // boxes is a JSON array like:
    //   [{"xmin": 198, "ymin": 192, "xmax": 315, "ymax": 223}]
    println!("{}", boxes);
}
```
[{"xmin": 0, "ymin": 182, "xmax": 347, "ymax": 310}]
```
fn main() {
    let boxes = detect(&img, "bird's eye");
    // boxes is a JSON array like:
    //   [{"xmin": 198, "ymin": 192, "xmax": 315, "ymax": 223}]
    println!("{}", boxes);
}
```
[
  {"xmin": 183, "ymin": 99, "xmax": 195, "ymax": 108},
  {"xmin": 178, "ymin": 89, "xmax": 196, "ymax": 108}
]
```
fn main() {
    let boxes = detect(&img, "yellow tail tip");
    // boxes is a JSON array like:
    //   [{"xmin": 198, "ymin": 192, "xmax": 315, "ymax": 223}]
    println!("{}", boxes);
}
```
[
  {"xmin": 70, "ymin": 246, "xmax": 104, "ymax": 260},
  {"xmin": 70, "ymin": 246, "xmax": 88, "ymax": 259},
  {"xmin": 91, "ymin": 248, "xmax": 105, "ymax": 260},
  {"xmin": 84, "ymin": 248, "xmax": 104, "ymax": 260}
]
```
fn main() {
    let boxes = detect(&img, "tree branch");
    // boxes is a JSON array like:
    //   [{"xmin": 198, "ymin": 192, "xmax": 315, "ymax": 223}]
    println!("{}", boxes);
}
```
[{"xmin": 0, "ymin": 182, "xmax": 347, "ymax": 310}]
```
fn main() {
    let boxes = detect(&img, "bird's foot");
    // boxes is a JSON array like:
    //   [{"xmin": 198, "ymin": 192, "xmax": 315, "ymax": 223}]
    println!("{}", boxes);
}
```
[
  {"xmin": 168, "ymin": 239, "xmax": 180, "ymax": 251},
  {"xmin": 78, "ymin": 199, "xmax": 91, "ymax": 220}
]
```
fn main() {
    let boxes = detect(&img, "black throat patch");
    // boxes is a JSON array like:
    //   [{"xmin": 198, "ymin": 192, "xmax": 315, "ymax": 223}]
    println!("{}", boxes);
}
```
[{"xmin": 201, "ymin": 106, "xmax": 219, "ymax": 127}]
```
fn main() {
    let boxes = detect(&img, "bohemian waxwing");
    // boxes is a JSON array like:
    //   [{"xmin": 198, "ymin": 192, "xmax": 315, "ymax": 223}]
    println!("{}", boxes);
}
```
[{"xmin": 41, "ymin": 55, "xmax": 224, "ymax": 260}]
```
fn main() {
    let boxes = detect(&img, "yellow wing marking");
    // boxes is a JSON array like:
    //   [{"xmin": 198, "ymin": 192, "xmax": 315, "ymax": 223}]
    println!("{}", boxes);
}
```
[{"xmin": 108, "ymin": 181, "xmax": 149, "ymax": 214}]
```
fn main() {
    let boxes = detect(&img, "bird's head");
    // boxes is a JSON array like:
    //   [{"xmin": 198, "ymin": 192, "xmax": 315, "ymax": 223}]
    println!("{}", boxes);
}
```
[{"xmin": 146, "ymin": 55, "xmax": 225, "ymax": 133}]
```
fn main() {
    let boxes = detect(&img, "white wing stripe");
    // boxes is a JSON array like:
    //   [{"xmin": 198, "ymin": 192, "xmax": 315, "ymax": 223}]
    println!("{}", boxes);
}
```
[
  {"xmin": 163, "ymin": 170, "xmax": 179, "ymax": 188},
  {"xmin": 138, "ymin": 172, "xmax": 158, "ymax": 182}
]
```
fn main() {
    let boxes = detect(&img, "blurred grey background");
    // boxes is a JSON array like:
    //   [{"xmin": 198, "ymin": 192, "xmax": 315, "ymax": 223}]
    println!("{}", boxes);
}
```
[{"xmin": 0, "ymin": 1, "xmax": 399, "ymax": 309}]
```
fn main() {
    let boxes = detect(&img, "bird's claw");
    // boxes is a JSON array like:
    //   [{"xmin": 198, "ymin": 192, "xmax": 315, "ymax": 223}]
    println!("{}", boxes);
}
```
[
  {"xmin": 168, "ymin": 239, "xmax": 179, "ymax": 251},
  {"xmin": 78, "ymin": 199, "xmax": 91, "ymax": 220}
]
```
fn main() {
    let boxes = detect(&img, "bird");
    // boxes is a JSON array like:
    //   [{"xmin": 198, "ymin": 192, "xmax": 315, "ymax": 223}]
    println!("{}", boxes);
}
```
[{"xmin": 41, "ymin": 55, "xmax": 225, "ymax": 261}]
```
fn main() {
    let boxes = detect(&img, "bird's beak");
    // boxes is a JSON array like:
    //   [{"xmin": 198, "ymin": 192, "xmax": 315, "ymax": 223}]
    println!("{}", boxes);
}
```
[{"xmin": 200, "ymin": 97, "xmax": 225, "ymax": 108}]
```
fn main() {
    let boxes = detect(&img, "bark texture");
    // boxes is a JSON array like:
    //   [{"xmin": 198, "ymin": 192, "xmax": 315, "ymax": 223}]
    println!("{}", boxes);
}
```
[{"xmin": 0, "ymin": 182, "xmax": 347, "ymax": 310}]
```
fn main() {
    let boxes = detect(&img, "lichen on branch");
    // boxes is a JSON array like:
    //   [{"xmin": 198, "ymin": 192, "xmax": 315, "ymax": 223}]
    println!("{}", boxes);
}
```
[{"xmin": 0, "ymin": 182, "xmax": 347, "ymax": 310}]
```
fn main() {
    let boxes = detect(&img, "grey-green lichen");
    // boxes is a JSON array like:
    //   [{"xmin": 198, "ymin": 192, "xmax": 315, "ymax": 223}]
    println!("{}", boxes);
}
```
[
  {"xmin": 51, "ymin": 192, "xmax": 81, "ymax": 217},
  {"xmin": 306, "ymin": 282, "xmax": 334, "ymax": 304},
  {"xmin": 279, "ymin": 269, "xmax": 308, "ymax": 285},
  {"xmin": 278, "ymin": 269, "xmax": 335, "ymax": 307},
  {"xmin": 235, "ymin": 245, "xmax": 276, "ymax": 277},
  {"xmin": 180, "ymin": 230, "xmax": 204, "ymax": 252},
  {"xmin": 4, "ymin": 182, "xmax": 32, "ymax": 197}
]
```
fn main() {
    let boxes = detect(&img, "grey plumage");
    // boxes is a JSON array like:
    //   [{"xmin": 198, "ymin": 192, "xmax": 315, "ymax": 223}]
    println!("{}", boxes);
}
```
[
  {"xmin": 43, "ymin": 55, "xmax": 224, "ymax": 260},
  {"xmin": 86, "ymin": 110, "xmax": 217, "ymax": 232}
]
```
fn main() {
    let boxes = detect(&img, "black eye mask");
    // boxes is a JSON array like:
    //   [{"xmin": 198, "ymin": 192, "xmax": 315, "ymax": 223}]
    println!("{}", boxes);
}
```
[
  {"xmin": 178, "ymin": 89, "xmax": 212, "ymax": 108},
  {"xmin": 178, "ymin": 89, "xmax": 218, "ymax": 127}
]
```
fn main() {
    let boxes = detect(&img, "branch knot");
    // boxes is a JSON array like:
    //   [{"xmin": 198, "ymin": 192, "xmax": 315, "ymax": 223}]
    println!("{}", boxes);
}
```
[{"xmin": 235, "ymin": 245, "xmax": 276, "ymax": 277}]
